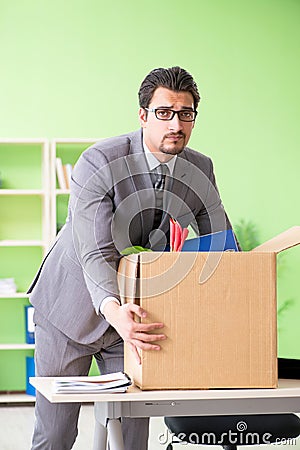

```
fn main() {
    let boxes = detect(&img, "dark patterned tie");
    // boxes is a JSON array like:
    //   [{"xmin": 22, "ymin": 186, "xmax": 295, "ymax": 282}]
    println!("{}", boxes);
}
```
[
  {"xmin": 154, "ymin": 164, "xmax": 168, "ymax": 191},
  {"xmin": 153, "ymin": 164, "xmax": 169, "ymax": 229}
]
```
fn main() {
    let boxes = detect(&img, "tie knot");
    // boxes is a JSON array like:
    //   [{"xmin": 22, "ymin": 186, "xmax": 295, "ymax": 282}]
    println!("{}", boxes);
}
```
[
  {"xmin": 154, "ymin": 164, "xmax": 169, "ymax": 191},
  {"xmin": 157, "ymin": 164, "xmax": 168, "ymax": 176}
]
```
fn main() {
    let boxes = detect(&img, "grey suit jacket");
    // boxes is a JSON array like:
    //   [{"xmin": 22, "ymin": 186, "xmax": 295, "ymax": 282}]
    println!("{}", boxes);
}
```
[{"xmin": 28, "ymin": 129, "xmax": 232, "ymax": 344}]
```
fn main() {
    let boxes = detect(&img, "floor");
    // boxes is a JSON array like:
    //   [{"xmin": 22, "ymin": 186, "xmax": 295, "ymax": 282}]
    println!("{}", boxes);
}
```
[
  {"xmin": 0, "ymin": 404, "xmax": 167, "ymax": 450},
  {"xmin": 0, "ymin": 404, "xmax": 300, "ymax": 450}
]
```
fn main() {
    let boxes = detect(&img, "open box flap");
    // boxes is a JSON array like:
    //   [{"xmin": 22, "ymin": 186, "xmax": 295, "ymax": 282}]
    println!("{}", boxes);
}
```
[
  {"xmin": 117, "ymin": 254, "xmax": 139, "ymax": 304},
  {"xmin": 251, "ymin": 226, "xmax": 300, "ymax": 254}
]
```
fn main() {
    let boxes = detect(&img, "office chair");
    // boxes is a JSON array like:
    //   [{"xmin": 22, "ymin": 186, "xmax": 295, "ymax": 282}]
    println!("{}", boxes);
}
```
[{"xmin": 164, "ymin": 413, "xmax": 300, "ymax": 450}]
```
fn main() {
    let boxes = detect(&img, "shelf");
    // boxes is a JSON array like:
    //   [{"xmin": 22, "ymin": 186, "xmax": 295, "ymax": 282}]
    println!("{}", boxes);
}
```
[
  {"xmin": 0, "ymin": 138, "xmax": 49, "ymax": 394},
  {"xmin": 0, "ymin": 344, "xmax": 35, "ymax": 350},
  {"xmin": 0, "ymin": 138, "xmax": 47, "ymax": 144},
  {"xmin": 0, "ymin": 293, "xmax": 29, "ymax": 299},
  {"xmin": 0, "ymin": 392, "xmax": 35, "ymax": 404},
  {"xmin": 52, "ymin": 138, "xmax": 99, "ymax": 144},
  {"xmin": 56, "ymin": 189, "xmax": 70, "ymax": 195},
  {"xmin": 0, "ymin": 240, "xmax": 45, "ymax": 247},
  {"xmin": 0, "ymin": 189, "xmax": 44, "ymax": 195}
]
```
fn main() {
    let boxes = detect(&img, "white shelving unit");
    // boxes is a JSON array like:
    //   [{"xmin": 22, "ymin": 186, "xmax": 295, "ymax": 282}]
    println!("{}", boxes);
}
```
[
  {"xmin": 0, "ymin": 344, "xmax": 35, "ymax": 350},
  {"xmin": 55, "ymin": 188, "xmax": 70, "ymax": 195},
  {"xmin": 0, "ymin": 139, "xmax": 50, "ymax": 403},
  {"xmin": 0, "ymin": 137, "xmax": 102, "ymax": 403},
  {"xmin": 0, "ymin": 137, "xmax": 103, "ymax": 403},
  {"xmin": 0, "ymin": 189, "xmax": 44, "ymax": 195},
  {"xmin": 0, "ymin": 293, "xmax": 29, "ymax": 298},
  {"xmin": 0, "ymin": 240, "xmax": 45, "ymax": 247},
  {"xmin": 0, "ymin": 392, "xmax": 35, "ymax": 403},
  {"xmin": 0, "ymin": 138, "xmax": 51, "ymax": 250}
]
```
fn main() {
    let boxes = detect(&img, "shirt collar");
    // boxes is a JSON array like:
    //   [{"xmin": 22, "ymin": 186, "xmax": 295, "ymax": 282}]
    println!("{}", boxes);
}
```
[{"xmin": 143, "ymin": 139, "xmax": 177, "ymax": 174}]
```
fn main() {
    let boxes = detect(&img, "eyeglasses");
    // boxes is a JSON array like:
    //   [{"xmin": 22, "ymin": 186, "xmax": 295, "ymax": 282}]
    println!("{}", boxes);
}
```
[{"xmin": 145, "ymin": 108, "xmax": 197, "ymax": 122}]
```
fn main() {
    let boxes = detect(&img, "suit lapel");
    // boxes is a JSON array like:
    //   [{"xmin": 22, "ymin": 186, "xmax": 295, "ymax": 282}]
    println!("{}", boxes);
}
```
[{"xmin": 125, "ymin": 130, "xmax": 156, "ymax": 246}]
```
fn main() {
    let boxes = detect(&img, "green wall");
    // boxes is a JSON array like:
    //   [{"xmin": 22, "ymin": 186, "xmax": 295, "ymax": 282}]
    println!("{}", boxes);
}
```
[{"xmin": 1, "ymin": 0, "xmax": 300, "ymax": 362}]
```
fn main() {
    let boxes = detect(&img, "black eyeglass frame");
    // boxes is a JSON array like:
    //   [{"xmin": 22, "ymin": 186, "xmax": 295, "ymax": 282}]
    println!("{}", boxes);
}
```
[{"xmin": 144, "ymin": 107, "xmax": 198, "ymax": 122}]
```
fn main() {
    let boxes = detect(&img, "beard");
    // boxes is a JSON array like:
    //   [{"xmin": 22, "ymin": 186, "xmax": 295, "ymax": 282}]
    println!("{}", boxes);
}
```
[{"xmin": 159, "ymin": 131, "xmax": 186, "ymax": 155}]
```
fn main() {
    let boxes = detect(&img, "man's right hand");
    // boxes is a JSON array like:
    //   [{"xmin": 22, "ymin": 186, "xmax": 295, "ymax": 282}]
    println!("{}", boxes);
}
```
[{"xmin": 102, "ymin": 301, "xmax": 166, "ymax": 365}]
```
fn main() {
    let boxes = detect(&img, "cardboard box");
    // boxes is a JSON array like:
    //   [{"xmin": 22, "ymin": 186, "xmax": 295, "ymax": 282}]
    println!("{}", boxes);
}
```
[{"xmin": 118, "ymin": 227, "xmax": 300, "ymax": 390}]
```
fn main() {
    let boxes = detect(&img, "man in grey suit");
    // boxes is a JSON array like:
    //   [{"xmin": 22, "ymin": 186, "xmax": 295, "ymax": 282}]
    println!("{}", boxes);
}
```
[{"xmin": 29, "ymin": 66, "xmax": 233, "ymax": 449}]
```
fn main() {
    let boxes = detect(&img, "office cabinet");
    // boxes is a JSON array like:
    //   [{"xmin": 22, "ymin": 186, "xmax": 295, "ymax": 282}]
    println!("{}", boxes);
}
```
[
  {"xmin": 0, "ymin": 138, "xmax": 100, "ymax": 402},
  {"xmin": 0, "ymin": 139, "xmax": 49, "ymax": 401}
]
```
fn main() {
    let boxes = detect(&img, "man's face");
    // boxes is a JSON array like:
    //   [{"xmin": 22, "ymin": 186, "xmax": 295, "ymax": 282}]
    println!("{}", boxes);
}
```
[{"xmin": 139, "ymin": 87, "xmax": 195, "ymax": 161}]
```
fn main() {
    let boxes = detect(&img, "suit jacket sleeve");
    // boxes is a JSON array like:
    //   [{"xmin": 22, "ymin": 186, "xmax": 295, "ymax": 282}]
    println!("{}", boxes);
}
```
[{"xmin": 70, "ymin": 147, "xmax": 122, "ymax": 313}]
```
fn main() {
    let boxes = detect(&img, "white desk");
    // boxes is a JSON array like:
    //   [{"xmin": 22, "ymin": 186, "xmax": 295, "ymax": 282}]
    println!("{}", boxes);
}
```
[{"xmin": 30, "ymin": 378, "xmax": 300, "ymax": 450}]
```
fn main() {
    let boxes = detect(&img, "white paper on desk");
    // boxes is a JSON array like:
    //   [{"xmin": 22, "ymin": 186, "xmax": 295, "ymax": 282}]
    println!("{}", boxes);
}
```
[{"xmin": 52, "ymin": 371, "xmax": 131, "ymax": 394}]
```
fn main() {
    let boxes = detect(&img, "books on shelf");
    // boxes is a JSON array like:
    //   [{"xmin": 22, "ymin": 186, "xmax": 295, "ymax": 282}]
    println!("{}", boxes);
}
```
[
  {"xmin": 52, "ymin": 371, "xmax": 131, "ymax": 394},
  {"xmin": 25, "ymin": 305, "xmax": 35, "ymax": 344},
  {"xmin": 65, "ymin": 163, "xmax": 72, "ymax": 189},
  {"xmin": 55, "ymin": 157, "xmax": 66, "ymax": 189},
  {"xmin": 56, "ymin": 158, "xmax": 73, "ymax": 190},
  {"xmin": 0, "ymin": 278, "xmax": 17, "ymax": 295}
]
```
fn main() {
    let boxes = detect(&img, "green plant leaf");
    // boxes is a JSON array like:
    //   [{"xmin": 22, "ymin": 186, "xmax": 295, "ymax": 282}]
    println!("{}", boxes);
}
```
[
  {"xmin": 277, "ymin": 298, "xmax": 294, "ymax": 317},
  {"xmin": 120, "ymin": 246, "xmax": 152, "ymax": 256}
]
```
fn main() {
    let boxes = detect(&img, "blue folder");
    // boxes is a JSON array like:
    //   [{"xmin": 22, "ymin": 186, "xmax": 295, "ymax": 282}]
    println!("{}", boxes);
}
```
[
  {"xmin": 25, "ymin": 305, "xmax": 35, "ymax": 344},
  {"xmin": 181, "ymin": 229, "xmax": 238, "ymax": 252}
]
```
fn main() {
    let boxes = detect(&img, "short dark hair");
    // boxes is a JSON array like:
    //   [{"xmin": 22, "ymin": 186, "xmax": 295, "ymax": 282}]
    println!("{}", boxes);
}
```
[{"xmin": 138, "ymin": 66, "xmax": 201, "ymax": 110}]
